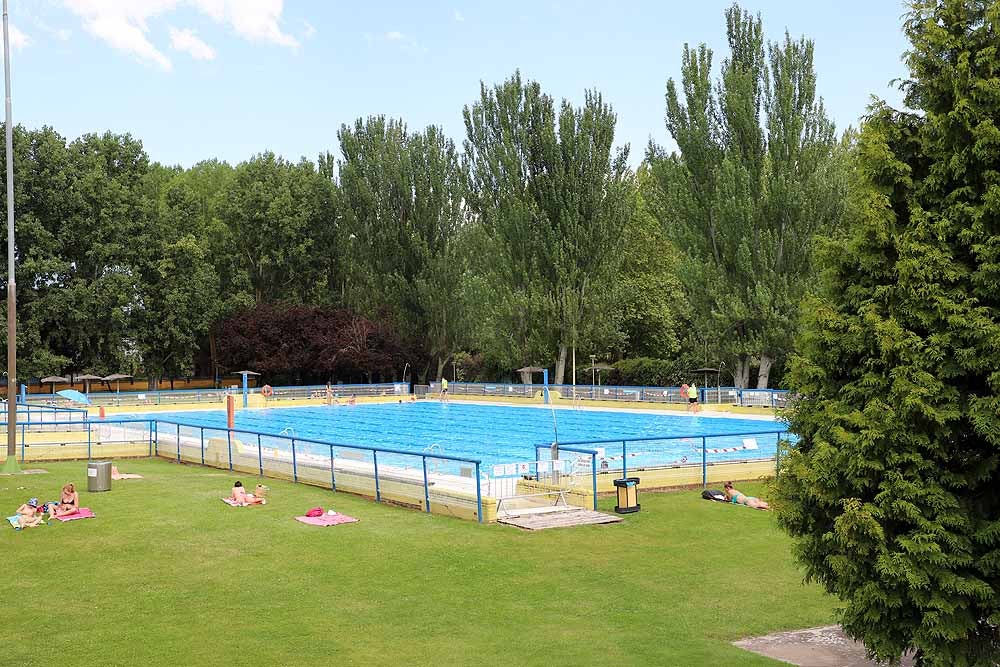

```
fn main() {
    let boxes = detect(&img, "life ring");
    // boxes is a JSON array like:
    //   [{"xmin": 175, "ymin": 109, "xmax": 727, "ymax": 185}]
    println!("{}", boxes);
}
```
[{"xmin": 261, "ymin": 385, "xmax": 274, "ymax": 398}]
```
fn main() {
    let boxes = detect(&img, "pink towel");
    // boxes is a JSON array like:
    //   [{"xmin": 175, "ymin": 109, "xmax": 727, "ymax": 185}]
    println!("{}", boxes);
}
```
[
  {"xmin": 222, "ymin": 497, "xmax": 264, "ymax": 507},
  {"xmin": 294, "ymin": 513, "xmax": 359, "ymax": 527},
  {"xmin": 54, "ymin": 508, "xmax": 95, "ymax": 522}
]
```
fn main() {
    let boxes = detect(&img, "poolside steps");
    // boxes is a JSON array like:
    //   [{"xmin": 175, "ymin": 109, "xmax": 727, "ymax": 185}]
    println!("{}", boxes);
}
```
[{"xmin": 497, "ymin": 508, "xmax": 622, "ymax": 530}]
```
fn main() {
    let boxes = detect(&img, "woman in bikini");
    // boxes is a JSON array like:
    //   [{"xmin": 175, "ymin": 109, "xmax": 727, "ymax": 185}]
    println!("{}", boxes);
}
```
[
  {"xmin": 49, "ymin": 483, "xmax": 80, "ymax": 519},
  {"xmin": 723, "ymin": 481, "xmax": 770, "ymax": 510}
]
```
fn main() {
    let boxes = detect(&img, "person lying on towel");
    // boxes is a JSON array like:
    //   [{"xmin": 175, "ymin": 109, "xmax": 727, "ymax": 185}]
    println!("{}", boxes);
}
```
[
  {"xmin": 229, "ymin": 481, "xmax": 265, "ymax": 506},
  {"xmin": 111, "ymin": 465, "xmax": 142, "ymax": 480},
  {"xmin": 723, "ymin": 481, "xmax": 770, "ymax": 510}
]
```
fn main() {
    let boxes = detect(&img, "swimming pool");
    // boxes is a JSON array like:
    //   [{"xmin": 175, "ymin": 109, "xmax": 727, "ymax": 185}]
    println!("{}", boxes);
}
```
[{"xmin": 132, "ymin": 402, "xmax": 785, "ymax": 471}]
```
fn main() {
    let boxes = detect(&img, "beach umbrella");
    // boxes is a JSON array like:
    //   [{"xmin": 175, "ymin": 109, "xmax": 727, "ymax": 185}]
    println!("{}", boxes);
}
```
[
  {"xmin": 56, "ymin": 389, "xmax": 91, "ymax": 405},
  {"xmin": 102, "ymin": 373, "xmax": 132, "ymax": 393},
  {"xmin": 75, "ymin": 373, "xmax": 103, "ymax": 394},
  {"xmin": 40, "ymin": 376, "xmax": 69, "ymax": 394}
]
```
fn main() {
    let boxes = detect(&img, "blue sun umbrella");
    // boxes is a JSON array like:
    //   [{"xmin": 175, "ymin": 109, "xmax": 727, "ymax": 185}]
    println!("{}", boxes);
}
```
[{"xmin": 56, "ymin": 389, "xmax": 91, "ymax": 405}]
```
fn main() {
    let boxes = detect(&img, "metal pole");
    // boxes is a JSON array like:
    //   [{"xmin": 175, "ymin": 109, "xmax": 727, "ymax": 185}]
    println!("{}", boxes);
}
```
[
  {"xmin": 176, "ymin": 424, "xmax": 180, "ymax": 463},
  {"xmin": 257, "ymin": 434, "xmax": 263, "ymax": 476},
  {"xmin": 291, "ymin": 438, "xmax": 297, "ymax": 482},
  {"xmin": 591, "ymin": 453, "xmax": 598, "ymax": 511},
  {"xmin": 329, "ymin": 445, "xmax": 336, "ymax": 491},
  {"xmin": 422, "ymin": 456, "xmax": 430, "ymax": 513},
  {"xmin": 621, "ymin": 440, "xmax": 627, "ymax": 480},
  {"xmin": 701, "ymin": 436, "xmax": 707, "ymax": 488},
  {"xmin": 373, "ymin": 450, "xmax": 381, "ymax": 502},
  {"xmin": 226, "ymin": 430, "xmax": 233, "ymax": 471},
  {"xmin": 475, "ymin": 462, "xmax": 483, "ymax": 524},
  {"xmin": 200, "ymin": 427, "xmax": 205, "ymax": 466},
  {"xmin": 3, "ymin": 0, "xmax": 18, "ymax": 470}
]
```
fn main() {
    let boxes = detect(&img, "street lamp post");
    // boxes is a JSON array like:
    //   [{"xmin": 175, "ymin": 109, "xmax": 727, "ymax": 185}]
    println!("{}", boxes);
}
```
[
  {"xmin": 2, "ymin": 0, "xmax": 17, "ymax": 472},
  {"xmin": 590, "ymin": 354, "xmax": 596, "ymax": 387}
]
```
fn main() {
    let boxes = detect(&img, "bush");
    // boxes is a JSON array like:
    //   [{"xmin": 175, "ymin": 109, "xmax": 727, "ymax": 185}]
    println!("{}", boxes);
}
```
[{"xmin": 611, "ymin": 358, "xmax": 685, "ymax": 387}]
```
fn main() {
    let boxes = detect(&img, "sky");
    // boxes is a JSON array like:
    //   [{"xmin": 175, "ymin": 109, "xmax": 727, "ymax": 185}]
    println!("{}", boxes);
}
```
[{"xmin": 8, "ymin": 0, "xmax": 912, "ymax": 169}]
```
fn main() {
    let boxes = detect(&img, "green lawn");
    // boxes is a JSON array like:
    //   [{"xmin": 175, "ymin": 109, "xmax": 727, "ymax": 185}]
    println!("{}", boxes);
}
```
[{"xmin": 2, "ymin": 459, "xmax": 835, "ymax": 666}]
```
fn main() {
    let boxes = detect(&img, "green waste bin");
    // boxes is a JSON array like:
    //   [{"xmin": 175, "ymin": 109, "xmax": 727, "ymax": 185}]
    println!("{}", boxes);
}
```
[
  {"xmin": 88, "ymin": 460, "xmax": 112, "ymax": 492},
  {"xmin": 614, "ymin": 477, "xmax": 640, "ymax": 514}
]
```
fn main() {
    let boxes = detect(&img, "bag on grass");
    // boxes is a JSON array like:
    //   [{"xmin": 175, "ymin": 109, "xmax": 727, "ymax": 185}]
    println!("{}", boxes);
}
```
[
  {"xmin": 305, "ymin": 507, "xmax": 324, "ymax": 517},
  {"xmin": 702, "ymin": 489, "xmax": 727, "ymax": 502}
]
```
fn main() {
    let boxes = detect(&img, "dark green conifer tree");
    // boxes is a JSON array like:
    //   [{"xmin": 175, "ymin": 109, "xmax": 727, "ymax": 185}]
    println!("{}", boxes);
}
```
[{"xmin": 775, "ymin": 2, "xmax": 1000, "ymax": 664}]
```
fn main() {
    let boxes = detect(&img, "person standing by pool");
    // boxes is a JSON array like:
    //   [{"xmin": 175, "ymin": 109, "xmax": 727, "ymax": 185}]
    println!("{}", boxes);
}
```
[
  {"xmin": 687, "ymin": 383, "xmax": 699, "ymax": 413},
  {"xmin": 440, "ymin": 377, "xmax": 448, "ymax": 402}
]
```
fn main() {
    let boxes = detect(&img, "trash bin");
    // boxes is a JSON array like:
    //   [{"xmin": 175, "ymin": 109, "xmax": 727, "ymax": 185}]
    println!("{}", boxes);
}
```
[
  {"xmin": 88, "ymin": 460, "xmax": 112, "ymax": 492},
  {"xmin": 613, "ymin": 477, "xmax": 640, "ymax": 514}
]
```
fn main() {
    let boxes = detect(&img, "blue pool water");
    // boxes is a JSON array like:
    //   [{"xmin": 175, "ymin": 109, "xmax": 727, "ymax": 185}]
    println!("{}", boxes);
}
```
[{"xmin": 134, "ymin": 402, "xmax": 785, "ymax": 470}]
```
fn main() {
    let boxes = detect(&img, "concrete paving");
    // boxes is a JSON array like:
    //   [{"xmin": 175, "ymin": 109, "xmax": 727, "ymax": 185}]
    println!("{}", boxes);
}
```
[{"xmin": 733, "ymin": 626, "xmax": 914, "ymax": 666}]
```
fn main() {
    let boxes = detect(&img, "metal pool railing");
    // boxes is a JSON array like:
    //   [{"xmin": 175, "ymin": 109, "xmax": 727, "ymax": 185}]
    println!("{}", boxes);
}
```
[
  {"xmin": 0, "ymin": 403, "xmax": 89, "ymax": 429},
  {"xmin": 20, "ymin": 383, "xmax": 410, "ymax": 408},
  {"xmin": 7, "ymin": 417, "xmax": 486, "ymax": 523},
  {"xmin": 532, "ymin": 428, "xmax": 791, "ymax": 494},
  {"xmin": 429, "ymin": 382, "xmax": 790, "ymax": 408}
]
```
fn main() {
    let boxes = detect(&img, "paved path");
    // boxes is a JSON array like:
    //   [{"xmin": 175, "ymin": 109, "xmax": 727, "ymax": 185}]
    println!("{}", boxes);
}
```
[{"xmin": 733, "ymin": 626, "xmax": 915, "ymax": 666}]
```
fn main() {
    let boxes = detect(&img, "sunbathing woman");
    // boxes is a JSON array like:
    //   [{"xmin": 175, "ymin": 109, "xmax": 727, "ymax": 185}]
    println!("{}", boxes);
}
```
[
  {"xmin": 229, "ymin": 481, "xmax": 265, "ymax": 506},
  {"xmin": 49, "ymin": 483, "xmax": 80, "ymax": 519},
  {"xmin": 723, "ymin": 481, "xmax": 770, "ymax": 510}
]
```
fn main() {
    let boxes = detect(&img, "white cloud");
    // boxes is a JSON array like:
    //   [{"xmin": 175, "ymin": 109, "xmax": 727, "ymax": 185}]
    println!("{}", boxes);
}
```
[
  {"xmin": 302, "ymin": 21, "xmax": 315, "ymax": 40},
  {"xmin": 194, "ymin": 0, "xmax": 298, "ymax": 49},
  {"xmin": 453, "ymin": 11, "xmax": 464, "ymax": 22},
  {"xmin": 9, "ymin": 24, "xmax": 31, "ymax": 50},
  {"xmin": 62, "ymin": 0, "xmax": 298, "ymax": 71},
  {"xmin": 169, "ymin": 26, "xmax": 215, "ymax": 60},
  {"xmin": 64, "ymin": 0, "xmax": 175, "ymax": 70},
  {"xmin": 375, "ymin": 30, "xmax": 427, "ymax": 55},
  {"xmin": 56, "ymin": 28, "xmax": 73, "ymax": 41}
]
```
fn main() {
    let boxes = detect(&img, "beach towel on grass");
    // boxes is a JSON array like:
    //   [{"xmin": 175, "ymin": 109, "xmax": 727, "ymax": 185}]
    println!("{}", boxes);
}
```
[
  {"xmin": 54, "ymin": 508, "xmax": 95, "ymax": 522},
  {"xmin": 294, "ymin": 513, "xmax": 359, "ymax": 527},
  {"xmin": 221, "ymin": 498, "xmax": 264, "ymax": 507},
  {"xmin": 7, "ymin": 515, "xmax": 45, "ymax": 528}
]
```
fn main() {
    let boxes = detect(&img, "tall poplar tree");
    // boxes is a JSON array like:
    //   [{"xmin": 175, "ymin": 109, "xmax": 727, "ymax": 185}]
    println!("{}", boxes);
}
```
[
  {"xmin": 648, "ymin": 3, "xmax": 845, "ymax": 387},
  {"xmin": 337, "ymin": 117, "xmax": 469, "ymax": 381},
  {"xmin": 776, "ymin": 1, "xmax": 1000, "ymax": 664},
  {"xmin": 463, "ymin": 72, "xmax": 633, "ymax": 383}
]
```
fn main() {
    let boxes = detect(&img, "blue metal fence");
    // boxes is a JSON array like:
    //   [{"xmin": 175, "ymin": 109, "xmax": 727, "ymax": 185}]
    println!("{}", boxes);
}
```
[
  {"xmin": 20, "ymin": 383, "xmax": 409, "ymax": 409},
  {"xmin": 8, "ymin": 417, "xmax": 485, "ymax": 523},
  {"xmin": 434, "ymin": 382, "xmax": 790, "ymax": 408},
  {"xmin": 537, "ymin": 428, "xmax": 790, "ymax": 490}
]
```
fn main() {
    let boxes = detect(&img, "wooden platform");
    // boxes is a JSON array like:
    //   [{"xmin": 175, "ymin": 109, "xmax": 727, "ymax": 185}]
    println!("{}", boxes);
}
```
[{"xmin": 497, "ymin": 508, "xmax": 623, "ymax": 530}]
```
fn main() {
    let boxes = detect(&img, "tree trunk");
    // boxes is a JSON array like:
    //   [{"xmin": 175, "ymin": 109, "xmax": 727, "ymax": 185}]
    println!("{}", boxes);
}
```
[
  {"xmin": 756, "ymin": 353, "xmax": 773, "ymax": 389},
  {"xmin": 436, "ymin": 354, "xmax": 452, "ymax": 382},
  {"xmin": 555, "ymin": 345, "xmax": 568, "ymax": 385},
  {"xmin": 520, "ymin": 369, "xmax": 532, "ymax": 384},
  {"xmin": 147, "ymin": 375, "xmax": 158, "ymax": 391},
  {"xmin": 735, "ymin": 356, "xmax": 751, "ymax": 389},
  {"xmin": 208, "ymin": 331, "xmax": 219, "ymax": 388}
]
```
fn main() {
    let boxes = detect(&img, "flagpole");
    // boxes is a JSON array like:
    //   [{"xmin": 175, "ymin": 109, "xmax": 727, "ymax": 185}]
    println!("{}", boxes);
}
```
[{"xmin": 2, "ymin": 0, "xmax": 19, "ymax": 473}]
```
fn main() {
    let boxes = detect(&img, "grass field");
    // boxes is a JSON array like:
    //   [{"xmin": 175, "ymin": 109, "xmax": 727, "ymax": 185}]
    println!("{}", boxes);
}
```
[{"xmin": 2, "ymin": 459, "xmax": 835, "ymax": 666}]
